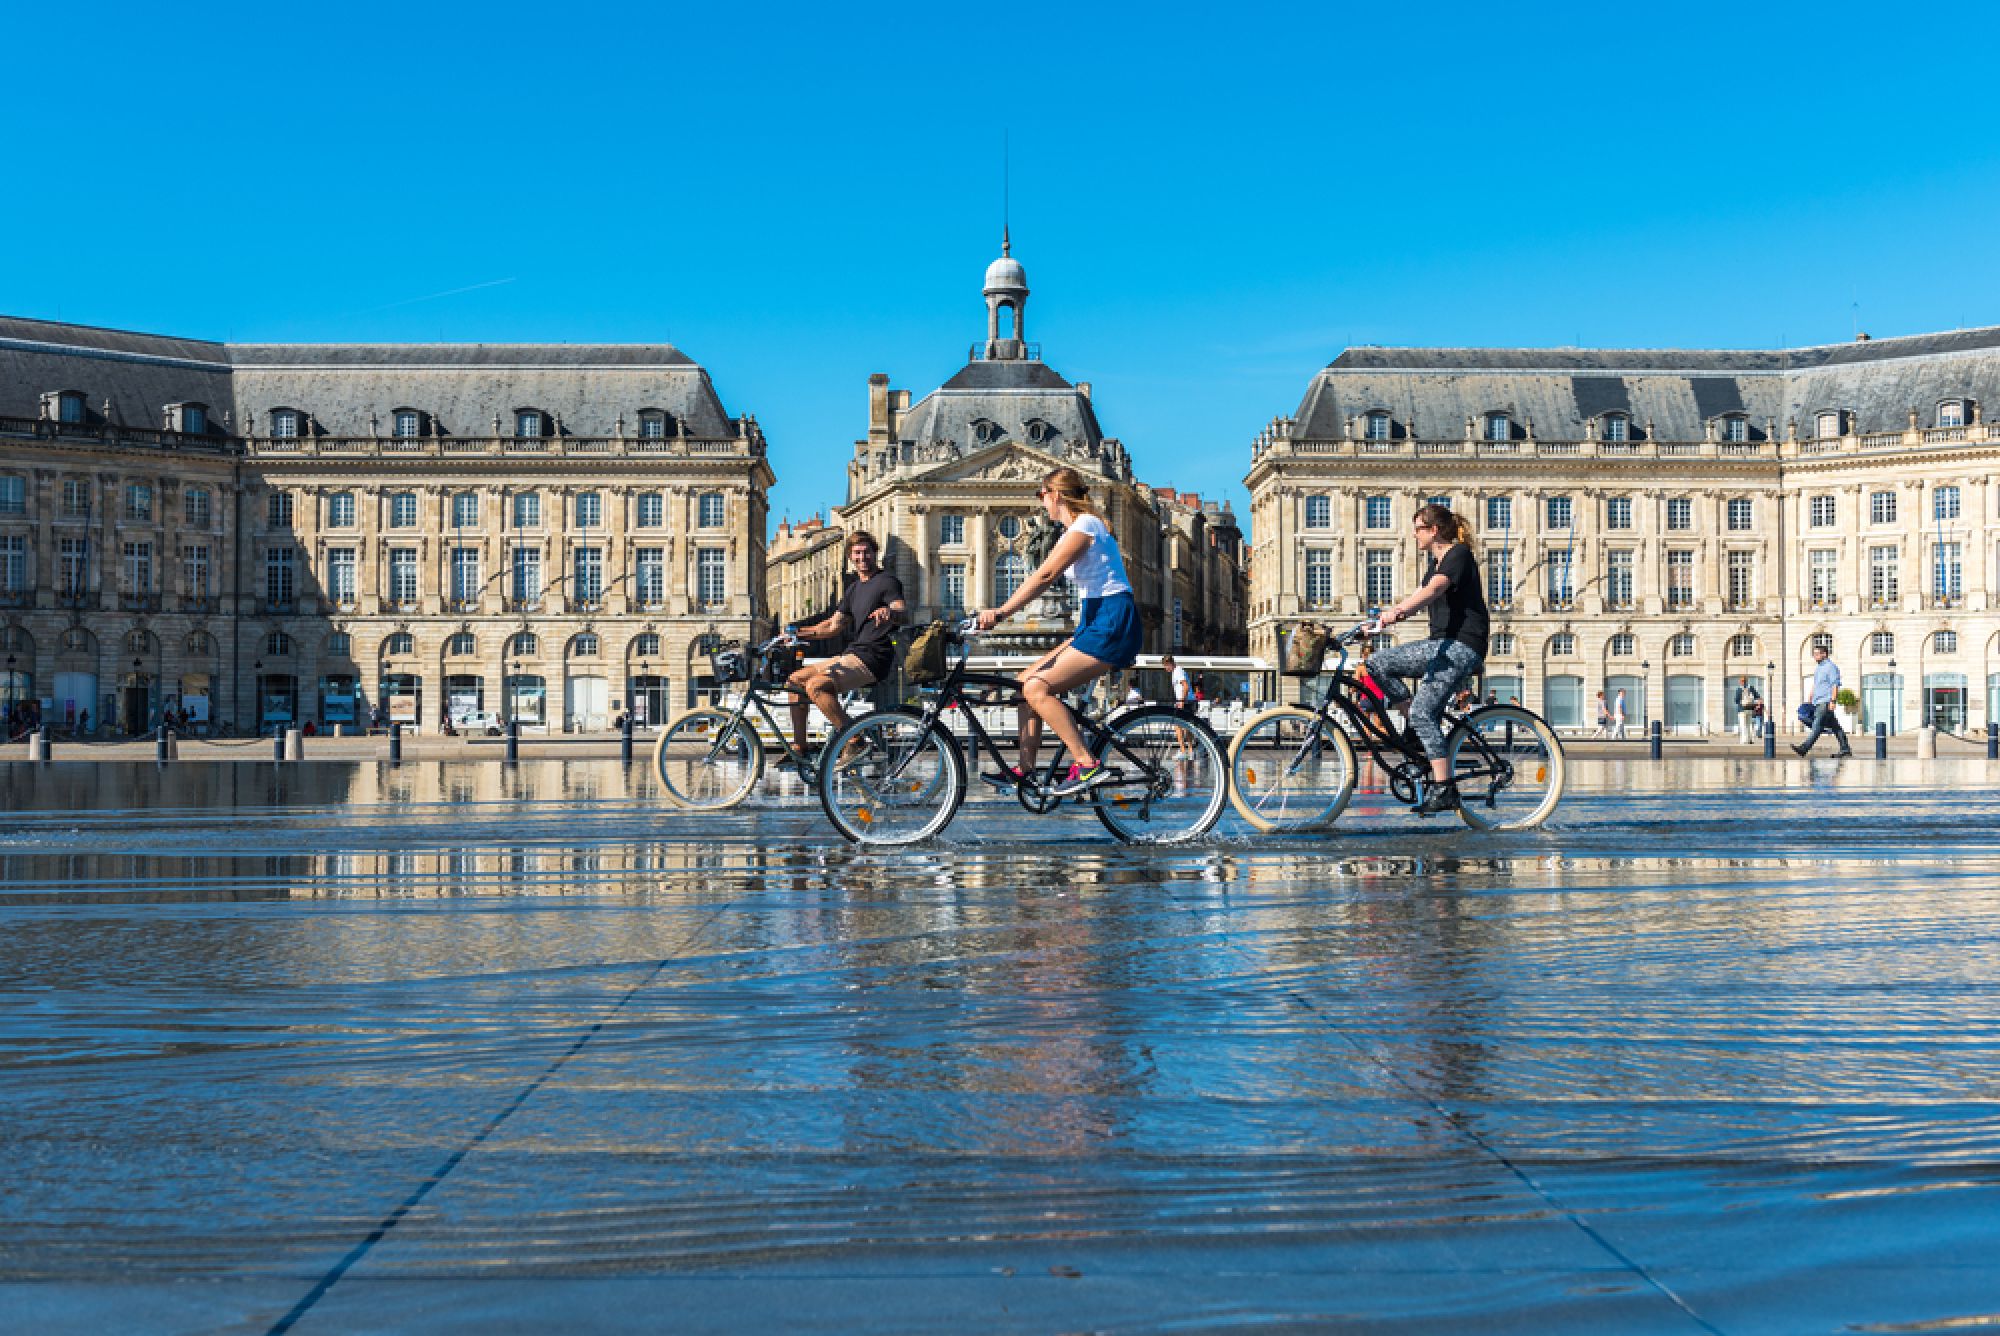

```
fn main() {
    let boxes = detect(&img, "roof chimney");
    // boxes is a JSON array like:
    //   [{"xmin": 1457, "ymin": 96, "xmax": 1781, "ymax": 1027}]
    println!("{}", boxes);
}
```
[
  {"xmin": 868, "ymin": 373, "xmax": 891, "ymax": 444},
  {"xmin": 1076, "ymin": 381, "xmax": 1091, "ymax": 402},
  {"xmin": 1855, "ymin": 332, "xmax": 1872, "ymax": 342}
]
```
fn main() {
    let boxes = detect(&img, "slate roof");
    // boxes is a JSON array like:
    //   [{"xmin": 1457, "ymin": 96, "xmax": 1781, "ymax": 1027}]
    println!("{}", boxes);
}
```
[
  {"xmin": 897, "ymin": 359, "xmax": 1104, "ymax": 451},
  {"xmin": 0, "ymin": 318, "xmax": 234, "ymax": 430}
]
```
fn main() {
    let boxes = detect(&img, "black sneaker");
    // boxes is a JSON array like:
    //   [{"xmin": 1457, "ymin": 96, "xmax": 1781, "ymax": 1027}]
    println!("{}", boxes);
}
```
[
  {"xmin": 981, "ymin": 765, "xmax": 1025, "ymax": 790},
  {"xmin": 1790, "ymin": 743, "xmax": 1808, "ymax": 757},
  {"xmin": 1412, "ymin": 781, "xmax": 1461, "ymax": 817}
]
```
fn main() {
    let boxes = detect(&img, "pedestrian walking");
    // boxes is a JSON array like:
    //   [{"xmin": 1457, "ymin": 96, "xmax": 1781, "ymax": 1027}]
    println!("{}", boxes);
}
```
[
  {"xmin": 1591, "ymin": 691, "xmax": 1610, "ymax": 738},
  {"xmin": 1792, "ymin": 643, "xmax": 1853, "ymax": 757},
  {"xmin": 1611, "ymin": 688, "xmax": 1627, "ymax": 740},
  {"xmin": 1734, "ymin": 676, "xmax": 1762, "ymax": 744}
]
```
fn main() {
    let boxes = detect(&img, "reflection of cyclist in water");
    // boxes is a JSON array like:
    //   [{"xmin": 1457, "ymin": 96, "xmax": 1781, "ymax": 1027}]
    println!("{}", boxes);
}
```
[
  {"xmin": 1367, "ymin": 503, "xmax": 1491, "ymax": 816},
  {"xmin": 974, "ymin": 467, "xmax": 1144, "ymax": 797}
]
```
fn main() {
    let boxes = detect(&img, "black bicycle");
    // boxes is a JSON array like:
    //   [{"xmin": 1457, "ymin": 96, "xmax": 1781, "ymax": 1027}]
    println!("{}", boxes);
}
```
[
  {"xmin": 815, "ymin": 621, "xmax": 1230, "ymax": 845},
  {"xmin": 1227, "ymin": 622, "xmax": 1565, "ymax": 832},
  {"xmin": 651, "ymin": 634, "xmax": 828, "ymax": 807}
]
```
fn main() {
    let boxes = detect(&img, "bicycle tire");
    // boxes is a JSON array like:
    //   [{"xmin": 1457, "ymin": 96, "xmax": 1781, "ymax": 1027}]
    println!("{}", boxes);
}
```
[
  {"xmin": 818, "ymin": 711, "xmax": 966, "ymax": 845},
  {"xmin": 1445, "ymin": 705, "xmax": 1565, "ymax": 830},
  {"xmin": 1091, "ymin": 706, "xmax": 1229, "ymax": 844},
  {"xmin": 1227, "ymin": 706, "xmax": 1356, "ymax": 833},
  {"xmin": 654, "ymin": 707, "xmax": 763, "ymax": 809}
]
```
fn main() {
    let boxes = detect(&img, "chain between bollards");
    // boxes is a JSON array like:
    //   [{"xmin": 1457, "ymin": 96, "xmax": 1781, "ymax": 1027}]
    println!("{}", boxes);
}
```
[
  {"xmin": 1875, "ymin": 720, "xmax": 1888, "ymax": 760},
  {"xmin": 1649, "ymin": 718, "xmax": 1662, "ymax": 760}
]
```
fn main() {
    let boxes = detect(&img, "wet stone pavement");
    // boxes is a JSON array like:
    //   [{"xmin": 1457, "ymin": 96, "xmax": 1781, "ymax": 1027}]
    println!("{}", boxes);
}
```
[{"xmin": 2, "ymin": 757, "xmax": 1998, "ymax": 1335}]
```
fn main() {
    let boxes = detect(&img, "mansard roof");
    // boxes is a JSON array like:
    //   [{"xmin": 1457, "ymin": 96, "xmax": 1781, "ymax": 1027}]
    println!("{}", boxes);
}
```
[{"xmin": 895, "ymin": 358, "xmax": 1105, "ymax": 453}]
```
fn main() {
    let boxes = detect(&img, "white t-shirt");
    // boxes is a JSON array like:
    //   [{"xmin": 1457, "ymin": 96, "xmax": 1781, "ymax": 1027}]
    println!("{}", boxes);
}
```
[
  {"xmin": 1171, "ymin": 665, "xmax": 1191, "ymax": 704},
  {"xmin": 1124, "ymin": 686, "xmax": 1144, "ymax": 705},
  {"xmin": 1066, "ymin": 514, "xmax": 1132, "ymax": 599}
]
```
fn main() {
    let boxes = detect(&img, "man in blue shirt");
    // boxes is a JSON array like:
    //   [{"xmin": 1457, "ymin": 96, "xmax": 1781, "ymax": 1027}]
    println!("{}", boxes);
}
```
[{"xmin": 1792, "ymin": 643, "xmax": 1853, "ymax": 758}]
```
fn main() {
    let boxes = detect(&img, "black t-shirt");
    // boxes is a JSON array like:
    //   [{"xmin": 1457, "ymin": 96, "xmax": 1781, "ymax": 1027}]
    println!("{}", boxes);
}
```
[
  {"xmin": 836, "ymin": 570, "xmax": 905, "ymax": 671},
  {"xmin": 1425, "ymin": 544, "xmax": 1489, "ymax": 659}
]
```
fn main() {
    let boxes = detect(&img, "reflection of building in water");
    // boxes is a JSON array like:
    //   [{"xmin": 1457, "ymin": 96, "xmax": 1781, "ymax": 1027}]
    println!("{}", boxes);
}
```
[{"xmin": 0, "ymin": 319, "xmax": 773, "ymax": 737}]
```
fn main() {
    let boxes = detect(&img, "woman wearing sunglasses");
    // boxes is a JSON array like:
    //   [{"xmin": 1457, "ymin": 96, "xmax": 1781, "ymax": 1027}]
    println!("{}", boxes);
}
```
[{"xmin": 973, "ymin": 466, "xmax": 1143, "ymax": 796}]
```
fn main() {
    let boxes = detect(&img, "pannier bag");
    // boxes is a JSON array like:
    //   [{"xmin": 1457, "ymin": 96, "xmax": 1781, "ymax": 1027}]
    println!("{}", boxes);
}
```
[
  {"xmin": 710, "ymin": 642, "xmax": 751, "ymax": 685},
  {"xmin": 1281, "ymin": 621, "xmax": 1330, "ymax": 678},
  {"xmin": 903, "ymin": 621, "xmax": 950, "ymax": 684}
]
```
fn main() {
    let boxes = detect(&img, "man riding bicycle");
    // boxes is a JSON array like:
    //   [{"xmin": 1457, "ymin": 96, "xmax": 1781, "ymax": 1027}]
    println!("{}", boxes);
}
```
[
  {"xmin": 1366, "ymin": 503, "xmax": 1491, "ymax": 816},
  {"xmin": 783, "ymin": 531, "xmax": 906, "ymax": 765}
]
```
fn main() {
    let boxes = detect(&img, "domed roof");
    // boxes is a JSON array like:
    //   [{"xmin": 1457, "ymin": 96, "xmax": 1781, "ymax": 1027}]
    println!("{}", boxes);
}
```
[{"xmin": 983, "ymin": 231, "xmax": 1028, "ymax": 294}]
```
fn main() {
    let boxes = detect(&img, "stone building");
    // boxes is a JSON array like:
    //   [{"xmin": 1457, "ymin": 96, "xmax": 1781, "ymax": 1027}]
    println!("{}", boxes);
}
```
[
  {"xmin": 832, "ymin": 237, "xmax": 1245, "ymax": 661},
  {"xmin": 1246, "ymin": 328, "xmax": 2000, "ymax": 733},
  {"xmin": 767, "ymin": 512, "xmax": 849, "ymax": 630},
  {"xmin": 0, "ymin": 317, "xmax": 773, "ymax": 734}
]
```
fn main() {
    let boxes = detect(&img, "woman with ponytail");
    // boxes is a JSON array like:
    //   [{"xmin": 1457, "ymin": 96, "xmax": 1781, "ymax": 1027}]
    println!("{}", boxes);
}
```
[
  {"xmin": 1368, "ymin": 502, "xmax": 1491, "ymax": 816},
  {"xmin": 973, "ymin": 467, "xmax": 1144, "ymax": 796}
]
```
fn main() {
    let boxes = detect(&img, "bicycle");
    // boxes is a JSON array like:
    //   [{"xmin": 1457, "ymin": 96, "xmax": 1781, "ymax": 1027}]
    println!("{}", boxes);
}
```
[
  {"xmin": 652, "ymin": 634, "xmax": 867, "ymax": 808},
  {"xmin": 1228, "ymin": 622, "xmax": 1565, "ymax": 832},
  {"xmin": 816, "ymin": 620, "xmax": 1230, "ymax": 846}
]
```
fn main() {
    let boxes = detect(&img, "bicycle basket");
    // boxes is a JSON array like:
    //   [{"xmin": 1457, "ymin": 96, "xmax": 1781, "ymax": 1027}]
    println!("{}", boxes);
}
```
[
  {"xmin": 902, "ymin": 621, "xmax": 950, "ymax": 684},
  {"xmin": 710, "ymin": 642, "xmax": 751, "ymax": 684},
  {"xmin": 1281, "ymin": 621, "xmax": 1330, "ymax": 677},
  {"xmin": 758, "ymin": 639, "xmax": 803, "ymax": 683}
]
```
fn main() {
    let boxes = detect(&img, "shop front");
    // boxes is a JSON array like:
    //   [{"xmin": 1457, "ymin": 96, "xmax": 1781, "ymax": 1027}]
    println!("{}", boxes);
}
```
[
  {"xmin": 260, "ymin": 674, "xmax": 298, "ymax": 730},
  {"xmin": 320, "ymin": 674, "xmax": 357, "ymax": 732},
  {"xmin": 382, "ymin": 673, "xmax": 422, "ymax": 732},
  {"xmin": 121, "ymin": 670, "xmax": 158, "ymax": 734},
  {"xmin": 629, "ymin": 674, "xmax": 669, "ymax": 729},
  {"xmin": 53, "ymin": 672, "xmax": 97, "ymax": 731},
  {"xmin": 1605, "ymin": 674, "xmax": 1647, "ymax": 732},
  {"xmin": 1925, "ymin": 672, "xmax": 1966, "ymax": 733},
  {"xmin": 506, "ymin": 674, "xmax": 546, "ymax": 728},
  {"xmin": 445, "ymin": 674, "xmax": 488, "ymax": 730},
  {"xmin": 1665, "ymin": 675, "xmax": 1703, "ymax": 734},
  {"xmin": 180, "ymin": 673, "xmax": 213, "ymax": 733},
  {"xmin": 565, "ymin": 674, "xmax": 607, "ymax": 732},
  {"xmin": 1542, "ymin": 674, "xmax": 1583, "ymax": 730}
]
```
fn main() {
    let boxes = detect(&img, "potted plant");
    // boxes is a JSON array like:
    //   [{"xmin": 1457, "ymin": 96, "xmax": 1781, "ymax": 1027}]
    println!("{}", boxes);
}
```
[{"xmin": 1835, "ymin": 686, "xmax": 1860, "ymax": 734}]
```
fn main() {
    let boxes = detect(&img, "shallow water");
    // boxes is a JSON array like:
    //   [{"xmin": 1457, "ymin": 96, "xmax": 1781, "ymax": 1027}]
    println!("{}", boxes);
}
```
[{"xmin": 2, "ymin": 758, "xmax": 1998, "ymax": 1334}]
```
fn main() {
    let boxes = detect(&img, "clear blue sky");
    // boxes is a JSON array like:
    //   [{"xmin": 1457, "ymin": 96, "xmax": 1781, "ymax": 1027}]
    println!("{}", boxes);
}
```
[{"xmin": 8, "ymin": 1, "xmax": 1997, "ymax": 530}]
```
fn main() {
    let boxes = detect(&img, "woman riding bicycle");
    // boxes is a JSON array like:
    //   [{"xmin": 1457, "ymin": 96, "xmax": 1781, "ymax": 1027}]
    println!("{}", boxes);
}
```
[
  {"xmin": 973, "ymin": 467, "xmax": 1143, "ymax": 797},
  {"xmin": 1366, "ymin": 502, "xmax": 1490, "ymax": 816}
]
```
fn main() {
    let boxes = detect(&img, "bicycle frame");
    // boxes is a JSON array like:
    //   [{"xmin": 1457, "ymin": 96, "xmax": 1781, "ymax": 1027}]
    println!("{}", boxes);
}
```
[{"xmin": 1306, "ymin": 635, "xmax": 1516, "ymax": 794}]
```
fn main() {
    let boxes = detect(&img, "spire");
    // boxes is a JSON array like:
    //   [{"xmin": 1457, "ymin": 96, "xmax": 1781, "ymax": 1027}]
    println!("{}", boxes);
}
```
[{"xmin": 1002, "ymin": 224, "xmax": 1010, "ymax": 257}]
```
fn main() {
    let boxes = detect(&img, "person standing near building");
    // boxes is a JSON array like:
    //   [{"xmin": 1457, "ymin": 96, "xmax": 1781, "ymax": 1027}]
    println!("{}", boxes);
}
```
[
  {"xmin": 1611, "ymin": 688, "xmax": 1627, "ymax": 740},
  {"xmin": 1792, "ymin": 643, "xmax": 1853, "ymax": 758},
  {"xmin": 1591, "ymin": 691, "xmax": 1610, "ymax": 738},
  {"xmin": 1734, "ymin": 676, "xmax": 1762, "ymax": 744}
]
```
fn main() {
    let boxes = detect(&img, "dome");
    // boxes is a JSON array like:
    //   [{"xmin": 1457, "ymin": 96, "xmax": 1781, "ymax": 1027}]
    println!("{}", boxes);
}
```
[{"xmin": 983, "ymin": 253, "xmax": 1027, "ymax": 294}]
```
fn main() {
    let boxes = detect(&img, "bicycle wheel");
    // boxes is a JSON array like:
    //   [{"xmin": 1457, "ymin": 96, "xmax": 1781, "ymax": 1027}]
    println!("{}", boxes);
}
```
[
  {"xmin": 654, "ymin": 707, "xmax": 763, "ymax": 809},
  {"xmin": 818, "ymin": 711, "xmax": 965, "ymax": 845},
  {"xmin": 1227, "ymin": 706, "xmax": 1356, "ymax": 833},
  {"xmin": 1092, "ymin": 706, "xmax": 1229, "ymax": 844},
  {"xmin": 1445, "ymin": 706, "xmax": 1565, "ymax": 830}
]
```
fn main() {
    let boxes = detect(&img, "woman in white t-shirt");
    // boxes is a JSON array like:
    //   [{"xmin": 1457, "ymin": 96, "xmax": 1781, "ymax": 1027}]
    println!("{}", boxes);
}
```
[{"xmin": 974, "ymin": 467, "xmax": 1144, "ymax": 796}]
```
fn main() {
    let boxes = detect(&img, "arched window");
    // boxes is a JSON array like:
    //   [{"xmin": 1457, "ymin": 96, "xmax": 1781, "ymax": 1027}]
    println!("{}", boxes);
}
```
[
  {"xmin": 58, "ymin": 393, "xmax": 86, "ymax": 424},
  {"xmin": 387, "ymin": 632, "xmax": 414, "ymax": 656},
  {"xmin": 1810, "ymin": 632, "xmax": 1834, "ymax": 655},
  {"xmin": 1670, "ymin": 633, "xmax": 1695, "ymax": 656},
  {"xmin": 326, "ymin": 632, "xmax": 350, "ymax": 657},
  {"xmin": 1548, "ymin": 633, "xmax": 1574, "ymax": 656},
  {"xmin": 266, "ymin": 631, "xmax": 292, "ymax": 656},
  {"xmin": 1610, "ymin": 633, "xmax": 1636, "ymax": 657},
  {"xmin": 1935, "ymin": 630, "xmax": 1958, "ymax": 654},
  {"xmin": 1870, "ymin": 632, "xmax": 1894, "ymax": 656},
  {"xmin": 1935, "ymin": 486, "xmax": 1961, "ymax": 520},
  {"xmin": 126, "ymin": 629, "xmax": 152, "ymax": 655},
  {"xmin": 509, "ymin": 632, "xmax": 537, "ymax": 657},
  {"xmin": 571, "ymin": 633, "xmax": 600, "ymax": 657},
  {"xmin": 633, "ymin": 632, "xmax": 661, "ymax": 656},
  {"xmin": 698, "ymin": 493, "xmax": 725, "ymax": 528},
  {"xmin": 1730, "ymin": 634, "xmax": 1756, "ymax": 658},
  {"xmin": 1727, "ymin": 499, "xmax": 1753, "ymax": 530},
  {"xmin": 61, "ymin": 629, "xmax": 92, "ymax": 653},
  {"xmin": 447, "ymin": 632, "xmax": 476, "ymax": 656},
  {"xmin": 270, "ymin": 409, "xmax": 299, "ymax": 439},
  {"xmin": 186, "ymin": 632, "xmax": 212, "ymax": 656},
  {"xmin": 574, "ymin": 493, "xmax": 601, "ymax": 527},
  {"xmin": 328, "ymin": 492, "xmax": 356, "ymax": 527},
  {"xmin": 512, "ymin": 492, "xmax": 541, "ymax": 527},
  {"xmin": 638, "ymin": 411, "xmax": 668, "ymax": 439},
  {"xmin": 1870, "ymin": 491, "xmax": 1896, "ymax": 524},
  {"xmin": 1305, "ymin": 495, "xmax": 1332, "ymax": 528},
  {"xmin": 994, "ymin": 552, "xmax": 1027, "ymax": 603},
  {"xmin": 998, "ymin": 515, "xmax": 1022, "ymax": 540}
]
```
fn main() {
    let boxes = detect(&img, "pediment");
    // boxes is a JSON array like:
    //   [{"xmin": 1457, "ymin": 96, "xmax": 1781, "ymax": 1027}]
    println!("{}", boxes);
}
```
[{"xmin": 910, "ymin": 441, "xmax": 1106, "ymax": 487}]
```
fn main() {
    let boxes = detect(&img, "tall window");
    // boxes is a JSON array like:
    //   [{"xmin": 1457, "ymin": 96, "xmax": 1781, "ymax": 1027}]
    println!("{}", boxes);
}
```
[
  {"xmin": 1485, "ymin": 413, "xmax": 1510, "ymax": 441},
  {"xmin": 1546, "ymin": 496, "xmax": 1572, "ymax": 529},
  {"xmin": 264, "ymin": 547, "xmax": 294, "ymax": 606},
  {"xmin": 696, "ymin": 548, "xmax": 726, "ymax": 605},
  {"xmin": 1870, "ymin": 491, "xmax": 1896, "ymax": 524},
  {"xmin": 637, "ymin": 493, "xmax": 664, "ymax": 528},
  {"xmin": 125, "ymin": 484, "xmax": 152, "ymax": 521},
  {"xmin": 327, "ymin": 548, "xmax": 356, "ymax": 604},
  {"xmin": 1816, "ymin": 411, "xmax": 1841, "ymax": 437},
  {"xmin": 57, "ymin": 395, "xmax": 84, "ymax": 424},
  {"xmin": 389, "ymin": 549, "xmax": 418, "ymax": 603},
  {"xmin": 512, "ymin": 548, "xmax": 541, "ymax": 603},
  {"xmin": 59, "ymin": 538, "xmax": 87, "ymax": 598},
  {"xmin": 987, "ymin": 551, "xmax": 1023, "ymax": 605},
  {"xmin": 1666, "ymin": 497, "xmax": 1692, "ymax": 531},
  {"xmin": 268, "ymin": 492, "xmax": 293, "ymax": 529},
  {"xmin": 1605, "ymin": 551, "xmax": 1633, "ymax": 606},
  {"xmin": 1173, "ymin": 597, "xmax": 1184, "ymax": 649},
  {"xmin": 0, "ymin": 535, "xmax": 26, "ymax": 595},
  {"xmin": 1934, "ymin": 542, "xmax": 1963, "ymax": 602},
  {"xmin": 1305, "ymin": 549, "xmax": 1333, "ymax": 605},
  {"xmin": 183, "ymin": 407, "xmax": 205, "ymax": 434},
  {"xmin": 1364, "ymin": 496, "xmax": 1391, "ymax": 529},
  {"xmin": 940, "ymin": 561, "xmax": 966, "ymax": 612},
  {"xmin": 574, "ymin": 547, "xmax": 604, "ymax": 603},
  {"xmin": 271, "ymin": 410, "xmax": 298, "ymax": 439},
  {"xmin": 516, "ymin": 411, "xmax": 542, "ymax": 438},
  {"xmin": 1486, "ymin": 496, "xmax": 1512, "ymax": 530},
  {"xmin": 1366, "ymin": 411, "xmax": 1391, "ymax": 440},
  {"xmin": 698, "ymin": 493, "xmax": 725, "ymax": 528},
  {"xmin": 1809, "ymin": 495, "xmax": 1835, "ymax": 527},
  {"xmin": 575, "ymin": 493, "xmax": 601, "ymax": 528},
  {"xmin": 1602, "ymin": 414, "xmax": 1628, "ymax": 442},
  {"xmin": 1306, "ymin": 495, "xmax": 1332, "ymax": 529},
  {"xmin": 390, "ymin": 493, "xmax": 417, "ymax": 528},
  {"xmin": 1870, "ymin": 632, "xmax": 1895, "ymax": 656},
  {"xmin": 184, "ymin": 488, "xmax": 210, "ymax": 527},
  {"xmin": 1935, "ymin": 486, "xmax": 1961, "ymax": 521},
  {"xmin": 0, "ymin": 477, "xmax": 23, "ymax": 515},
  {"xmin": 1727, "ymin": 499, "xmax": 1753, "ymax": 531},
  {"xmin": 940, "ymin": 514, "xmax": 965, "ymax": 545},
  {"xmin": 639, "ymin": 413, "xmax": 666, "ymax": 439},
  {"xmin": 1721, "ymin": 416, "xmax": 1748, "ymax": 442},
  {"xmin": 452, "ymin": 493, "xmax": 478, "ymax": 528},
  {"xmin": 1808, "ymin": 550, "xmax": 1837, "ymax": 606},
  {"xmin": 1727, "ymin": 550, "xmax": 1755, "ymax": 607},
  {"xmin": 451, "ymin": 548, "xmax": 480, "ymax": 604},
  {"xmin": 1485, "ymin": 549, "xmax": 1512, "ymax": 605},
  {"xmin": 396, "ymin": 411, "xmax": 421, "ymax": 439},
  {"xmin": 1869, "ymin": 546, "xmax": 1899, "ymax": 606},
  {"xmin": 1546, "ymin": 551, "xmax": 1573, "ymax": 606},
  {"xmin": 1666, "ymin": 550, "xmax": 1694, "ymax": 609},
  {"xmin": 62, "ymin": 479, "xmax": 90, "ymax": 518},
  {"xmin": 328, "ymin": 492, "xmax": 355, "ymax": 527},
  {"xmin": 636, "ymin": 547, "xmax": 665, "ymax": 603},
  {"xmin": 1605, "ymin": 497, "xmax": 1632, "ymax": 530},
  {"xmin": 1939, "ymin": 401, "xmax": 1966, "ymax": 428},
  {"xmin": 513, "ymin": 492, "xmax": 541, "ymax": 528},
  {"xmin": 1364, "ymin": 549, "xmax": 1395, "ymax": 604}
]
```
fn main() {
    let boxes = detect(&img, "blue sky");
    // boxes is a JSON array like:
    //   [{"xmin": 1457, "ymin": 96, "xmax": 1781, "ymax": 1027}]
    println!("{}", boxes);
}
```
[{"xmin": 8, "ymin": 1, "xmax": 1998, "ymax": 529}]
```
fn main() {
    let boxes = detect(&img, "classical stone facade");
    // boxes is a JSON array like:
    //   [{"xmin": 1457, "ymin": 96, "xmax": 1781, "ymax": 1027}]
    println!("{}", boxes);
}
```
[
  {"xmin": 832, "ymin": 239, "xmax": 1246, "ymax": 660},
  {"xmin": 767, "ymin": 512, "xmax": 848, "ymax": 630},
  {"xmin": 0, "ymin": 317, "xmax": 772, "ymax": 734},
  {"xmin": 1246, "ymin": 329, "xmax": 2000, "ymax": 733}
]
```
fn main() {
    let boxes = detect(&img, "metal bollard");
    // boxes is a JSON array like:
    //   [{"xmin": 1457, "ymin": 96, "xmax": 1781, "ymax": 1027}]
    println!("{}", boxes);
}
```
[
  {"xmin": 29, "ymin": 729, "xmax": 46, "ymax": 762},
  {"xmin": 389, "ymin": 720, "xmax": 403, "ymax": 762},
  {"xmin": 1649, "ymin": 718, "xmax": 1662, "ymax": 760},
  {"xmin": 1875, "ymin": 720, "xmax": 1888, "ymax": 760},
  {"xmin": 285, "ymin": 728, "xmax": 304, "ymax": 761},
  {"xmin": 273, "ymin": 730, "xmax": 285, "ymax": 762},
  {"xmin": 621, "ymin": 712, "xmax": 634, "ymax": 764},
  {"xmin": 157, "ymin": 728, "xmax": 170, "ymax": 763},
  {"xmin": 1763, "ymin": 718, "xmax": 1775, "ymax": 759},
  {"xmin": 506, "ymin": 716, "xmax": 519, "ymax": 763},
  {"xmin": 1989, "ymin": 724, "xmax": 1997, "ymax": 760}
]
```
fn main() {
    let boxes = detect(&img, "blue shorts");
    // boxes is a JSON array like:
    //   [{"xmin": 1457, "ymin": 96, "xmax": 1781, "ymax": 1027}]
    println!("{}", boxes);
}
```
[{"xmin": 1069, "ymin": 592, "xmax": 1143, "ymax": 669}]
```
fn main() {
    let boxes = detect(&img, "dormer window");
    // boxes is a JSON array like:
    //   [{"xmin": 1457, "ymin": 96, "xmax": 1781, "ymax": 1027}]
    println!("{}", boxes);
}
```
[
  {"xmin": 271, "ymin": 410, "xmax": 299, "ymax": 439},
  {"xmin": 395, "ymin": 410, "xmax": 423, "ymax": 439},
  {"xmin": 166, "ymin": 403, "xmax": 208, "ymax": 435},
  {"xmin": 1815, "ymin": 410, "xmax": 1843, "ymax": 438},
  {"xmin": 638, "ymin": 411, "xmax": 667, "ymax": 439},
  {"xmin": 516, "ymin": 410, "xmax": 544, "ymax": 439},
  {"xmin": 971, "ymin": 418, "xmax": 1001, "ymax": 446},
  {"xmin": 1485, "ymin": 413, "xmax": 1510, "ymax": 442},
  {"xmin": 1602, "ymin": 413, "xmax": 1629, "ymax": 442},
  {"xmin": 1939, "ymin": 400, "xmax": 1967, "ymax": 428},
  {"xmin": 58, "ymin": 394, "xmax": 85, "ymax": 424},
  {"xmin": 1365, "ymin": 411, "xmax": 1391, "ymax": 441},
  {"xmin": 1721, "ymin": 415, "xmax": 1748, "ymax": 443}
]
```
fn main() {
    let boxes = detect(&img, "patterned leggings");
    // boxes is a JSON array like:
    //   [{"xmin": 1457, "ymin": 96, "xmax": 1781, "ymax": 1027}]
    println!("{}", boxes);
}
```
[{"xmin": 1363, "ymin": 637, "xmax": 1482, "ymax": 760}]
